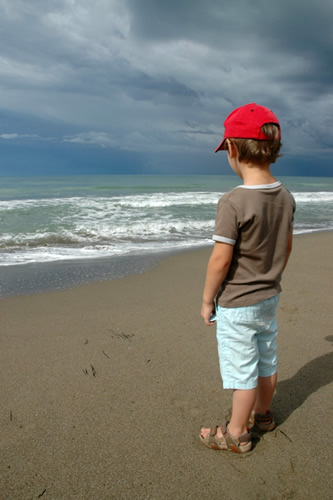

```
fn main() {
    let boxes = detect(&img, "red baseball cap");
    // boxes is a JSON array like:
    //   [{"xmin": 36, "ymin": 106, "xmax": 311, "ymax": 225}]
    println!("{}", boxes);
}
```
[{"xmin": 214, "ymin": 103, "xmax": 281, "ymax": 152}]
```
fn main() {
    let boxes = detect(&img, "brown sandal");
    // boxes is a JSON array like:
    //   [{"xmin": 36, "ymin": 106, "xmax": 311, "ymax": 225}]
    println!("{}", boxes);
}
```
[
  {"xmin": 251, "ymin": 410, "xmax": 276, "ymax": 432},
  {"xmin": 199, "ymin": 422, "xmax": 252, "ymax": 454}
]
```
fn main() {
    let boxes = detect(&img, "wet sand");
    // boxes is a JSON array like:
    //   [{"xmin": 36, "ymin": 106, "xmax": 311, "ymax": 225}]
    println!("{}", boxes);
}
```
[{"xmin": 1, "ymin": 232, "xmax": 332, "ymax": 499}]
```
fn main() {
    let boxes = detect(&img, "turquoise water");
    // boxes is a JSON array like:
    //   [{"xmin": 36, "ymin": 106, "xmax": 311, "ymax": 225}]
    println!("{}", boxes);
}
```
[{"xmin": 0, "ymin": 175, "xmax": 332, "ymax": 267}]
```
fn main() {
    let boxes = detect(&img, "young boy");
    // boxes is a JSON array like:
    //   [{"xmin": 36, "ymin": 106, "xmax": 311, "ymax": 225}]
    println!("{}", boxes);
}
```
[{"xmin": 200, "ymin": 103, "xmax": 295, "ymax": 453}]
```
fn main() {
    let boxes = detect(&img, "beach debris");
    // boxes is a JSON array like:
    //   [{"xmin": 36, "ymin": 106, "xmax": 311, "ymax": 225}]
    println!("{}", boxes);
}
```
[
  {"xmin": 102, "ymin": 350, "xmax": 110, "ymax": 358},
  {"xmin": 37, "ymin": 489, "xmax": 47, "ymax": 498},
  {"xmin": 84, "ymin": 338, "xmax": 89, "ymax": 345},
  {"xmin": 108, "ymin": 328, "xmax": 134, "ymax": 340},
  {"xmin": 83, "ymin": 366, "xmax": 97, "ymax": 377},
  {"xmin": 10, "ymin": 411, "xmax": 13, "ymax": 421},
  {"xmin": 279, "ymin": 429, "xmax": 293, "ymax": 442}
]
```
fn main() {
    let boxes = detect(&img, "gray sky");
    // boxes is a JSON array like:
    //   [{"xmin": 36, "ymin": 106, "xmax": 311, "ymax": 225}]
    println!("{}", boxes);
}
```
[{"xmin": 0, "ymin": 0, "xmax": 332, "ymax": 175}]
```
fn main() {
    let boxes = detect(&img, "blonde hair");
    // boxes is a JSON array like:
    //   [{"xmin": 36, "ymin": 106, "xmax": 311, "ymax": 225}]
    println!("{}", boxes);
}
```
[{"xmin": 228, "ymin": 124, "xmax": 282, "ymax": 165}]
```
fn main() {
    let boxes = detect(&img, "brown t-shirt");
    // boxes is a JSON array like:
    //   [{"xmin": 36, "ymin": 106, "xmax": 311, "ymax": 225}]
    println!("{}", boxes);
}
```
[{"xmin": 213, "ymin": 181, "xmax": 296, "ymax": 307}]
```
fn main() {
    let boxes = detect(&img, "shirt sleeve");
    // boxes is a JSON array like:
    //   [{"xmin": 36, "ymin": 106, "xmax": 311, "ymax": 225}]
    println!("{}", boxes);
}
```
[
  {"xmin": 291, "ymin": 194, "xmax": 296, "ymax": 223},
  {"xmin": 213, "ymin": 194, "xmax": 239, "ymax": 245}
]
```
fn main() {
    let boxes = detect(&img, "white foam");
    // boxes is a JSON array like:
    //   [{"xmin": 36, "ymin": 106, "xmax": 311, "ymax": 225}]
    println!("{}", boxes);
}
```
[
  {"xmin": 0, "ymin": 238, "xmax": 214, "ymax": 266},
  {"xmin": 1, "ymin": 189, "xmax": 332, "ymax": 267},
  {"xmin": 293, "ymin": 192, "xmax": 333, "ymax": 203}
]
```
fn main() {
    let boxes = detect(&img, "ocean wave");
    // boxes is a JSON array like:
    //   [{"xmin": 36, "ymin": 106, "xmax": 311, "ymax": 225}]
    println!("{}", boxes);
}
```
[
  {"xmin": 1, "ymin": 186, "xmax": 332, "ymax": 267},
  {"xmin": 293, "ymin": 192, "xmax": 333, "ymax": 203},
  {"xmin": 0, "ymin": 218, "xmax": 215, "ymax": 248},
  {"xmin": 1, "ymin": 190, "xmax": 332, "ymax": 214},
  {"xmin": 0, "ymin": 238, "xmax": 214, "ymax": 266},
  {"xmin": 0, "ymin": 192, "xmax": 220, "ymax": 211}
]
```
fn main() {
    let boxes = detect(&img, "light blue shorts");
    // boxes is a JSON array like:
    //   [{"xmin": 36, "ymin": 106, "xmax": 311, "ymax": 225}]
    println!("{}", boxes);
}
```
[{"xmin": 216, "ymin": 294, "xmax": 280, "ymax": 390}]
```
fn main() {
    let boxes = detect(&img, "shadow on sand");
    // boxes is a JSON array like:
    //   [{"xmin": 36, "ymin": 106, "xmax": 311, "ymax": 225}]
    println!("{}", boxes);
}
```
[{"xmin": 273, "ymin": 338, "xmax": 333, "ymax": 424}]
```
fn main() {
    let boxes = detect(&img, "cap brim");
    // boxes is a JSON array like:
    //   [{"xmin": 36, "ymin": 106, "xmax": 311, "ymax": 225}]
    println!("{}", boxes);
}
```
[{"xmin": 214, "ymin": 138, "xmax": 227, "ymax": 153}]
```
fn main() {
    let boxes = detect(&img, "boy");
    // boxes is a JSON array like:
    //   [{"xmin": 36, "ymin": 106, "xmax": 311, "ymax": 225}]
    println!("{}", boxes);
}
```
[{"xmin": 200, "ymin": 103, "xmax": 295, "ymax": 453}]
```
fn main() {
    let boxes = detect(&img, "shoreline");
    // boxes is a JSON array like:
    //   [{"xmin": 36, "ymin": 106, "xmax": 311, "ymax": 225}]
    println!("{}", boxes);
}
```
[
  {"xmin": 1, "ymin": 231, "xmax": 332, "ymax": 499},
  {"xmin": 1, "ymin": 230, "xmax": 332, "ymax": 298},
  {"xmin": 0, "ymin": 244, "xmax": 212, "ymax": 298}
]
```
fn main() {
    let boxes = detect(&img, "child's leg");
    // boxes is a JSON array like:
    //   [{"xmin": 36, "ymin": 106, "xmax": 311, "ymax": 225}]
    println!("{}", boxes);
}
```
[
  {"xmin": 255, "ymin": 295, "xmax": 279, "ymax": 414},
  {"xmin": 210, "ymin": 304, "xmax": 259, "ymax": 440},
  {"xmin": 227, "ymin": 388, "xmax": 257, "ymax": 437},
  {"xmin": 254, "ymin": 372, "xmax": 277, "ymax": 414},
  {"xmin": 200, "ymin": 388, "xmax": 255, "ymax": 442},
  {"xmin": 201, "ymin": 373, "xmax": 277, "ymax": 439},
  {"xmin": 200, "ymin": 297, "xmax": 279, "ymax": 445}
]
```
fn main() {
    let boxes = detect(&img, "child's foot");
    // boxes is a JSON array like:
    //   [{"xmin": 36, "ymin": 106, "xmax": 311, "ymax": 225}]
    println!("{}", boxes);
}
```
[
  {"xmin": 251, "ymin": 410, "xmax": 276, "ymax": 432},
  {"xmin": 200, "ymin": 422, "xmax": 252, "ymax": 453}
]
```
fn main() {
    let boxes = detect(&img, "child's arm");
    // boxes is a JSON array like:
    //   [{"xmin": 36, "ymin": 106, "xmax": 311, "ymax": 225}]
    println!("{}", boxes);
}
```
[
  {"xmin": 282, "ymin": 227, "xmax": 293, "ymax": 271},
  {"xmin": 201, "ymin": 242, "xmax": 234, "ymax": 326}
]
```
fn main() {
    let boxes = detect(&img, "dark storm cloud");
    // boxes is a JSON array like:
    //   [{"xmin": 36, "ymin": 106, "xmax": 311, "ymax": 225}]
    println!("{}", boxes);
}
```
[{"xmin": 0, "ymin": 0, "xmax": 332, "ymax": 173}]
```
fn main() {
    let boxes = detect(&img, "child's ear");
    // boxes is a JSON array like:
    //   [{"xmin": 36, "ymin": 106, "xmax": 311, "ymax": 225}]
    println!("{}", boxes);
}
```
[{"xmin": 227, "ymin": 140, "xmax": 238, "ymax": 158}]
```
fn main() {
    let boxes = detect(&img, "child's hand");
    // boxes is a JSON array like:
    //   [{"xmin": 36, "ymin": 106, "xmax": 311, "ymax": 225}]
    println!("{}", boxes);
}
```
[{"xmin": 201, "ymin": 301, "xmax": 216, "ymax": 326}]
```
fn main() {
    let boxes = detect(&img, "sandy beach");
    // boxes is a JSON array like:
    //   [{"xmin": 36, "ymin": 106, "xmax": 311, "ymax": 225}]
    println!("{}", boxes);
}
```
[{"xmin": 1, "ymin": 232, "xmax": 332, "ymax": 499}]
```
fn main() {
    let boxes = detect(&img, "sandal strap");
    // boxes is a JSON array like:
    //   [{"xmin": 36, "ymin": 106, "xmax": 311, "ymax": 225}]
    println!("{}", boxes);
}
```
[
  {"xmin": 206, "ymin": 425, "xmax": 224, "ymax": 447},
  {"xmin": 221, "ymin": 422, "xmax": 241, "ymax": 453},
  {"xmin": 209, "ymin": 425, "xmax": 219, "ymax": 437},
  {"xmin": 238, "ymin": 432, "xmax": 251, "ymax": 444},
  {"xmin": 221, "ymin": 422, "xmax": 250, "ymax": 454},
  {"xmin": 251, "ymin": 409, "xmax": 276, "ymax": 432},
  {"xmin": 200, "ymin": 423, "xmax": 252, "ymax": 453},
  {"xmin": 255, "ymin": 410, "xmax": 273, "ymax": 423}
]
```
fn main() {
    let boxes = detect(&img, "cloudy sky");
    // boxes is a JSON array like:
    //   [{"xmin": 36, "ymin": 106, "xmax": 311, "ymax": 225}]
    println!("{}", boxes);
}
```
[{"xmin": 0, "ymin": 0, "xmax": 332, "ymax": 176}]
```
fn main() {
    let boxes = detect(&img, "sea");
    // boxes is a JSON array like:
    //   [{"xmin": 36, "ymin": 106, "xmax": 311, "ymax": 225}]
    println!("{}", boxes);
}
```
[{"xmin": 1, "ymin": 175, "xmax": 332, "ymax": 296}]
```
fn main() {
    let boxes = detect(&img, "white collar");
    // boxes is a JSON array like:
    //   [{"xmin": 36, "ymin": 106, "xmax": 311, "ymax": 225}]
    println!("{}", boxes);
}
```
[{"xmin": 237, "ymin": 181, "xmax": 281, "ymax": 190}]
